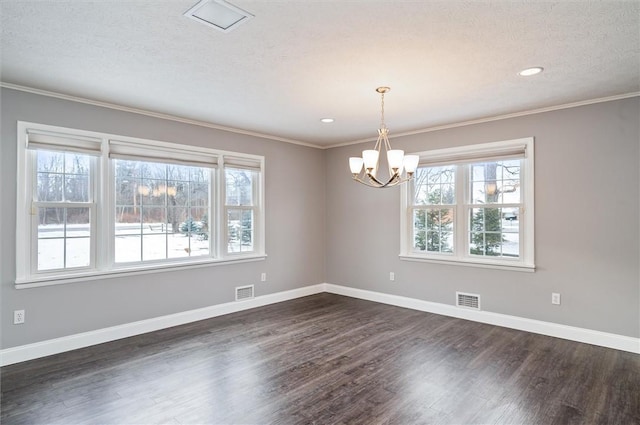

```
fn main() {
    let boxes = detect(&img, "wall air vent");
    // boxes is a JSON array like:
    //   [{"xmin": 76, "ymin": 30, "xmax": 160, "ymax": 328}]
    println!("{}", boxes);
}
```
[
  {"xmin": 456, "ymin": 292, "xmax": 481, "ymax": 310},
  {"xmin": 235, "ymin": 285, "xmax": 254, "ymax": 301},
  {"xmin": 183, "ymin": 0, "xmax": 254, "ymax": 33}
]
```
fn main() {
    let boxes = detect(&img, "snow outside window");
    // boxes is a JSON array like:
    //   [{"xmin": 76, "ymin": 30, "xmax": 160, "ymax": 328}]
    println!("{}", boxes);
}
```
[{"xmin": 16, "ymin": 122, "xmax": 265, "ymax": 287}]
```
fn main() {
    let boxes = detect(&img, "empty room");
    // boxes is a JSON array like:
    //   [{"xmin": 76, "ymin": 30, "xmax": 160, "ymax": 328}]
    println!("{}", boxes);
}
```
[{"xmin": 1, "ymin": 1, "xmax": 639, "ymax": 424}]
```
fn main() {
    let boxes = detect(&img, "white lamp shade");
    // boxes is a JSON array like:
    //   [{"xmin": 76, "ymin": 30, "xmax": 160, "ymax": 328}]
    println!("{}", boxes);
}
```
[
  {"xmin": 349, "ymin": 157, "xmax": 364, "ymax": 174},
  {"xmin": 403, "ymin": 155, "xmax": 419, "ymax": 173},
  {"xmin": 387, "ymin": 150, "xmax": 405, "ymax": 171},
  {"xmin": 362, "ymin": 150, "xmax": 379, "ymax": 170}
]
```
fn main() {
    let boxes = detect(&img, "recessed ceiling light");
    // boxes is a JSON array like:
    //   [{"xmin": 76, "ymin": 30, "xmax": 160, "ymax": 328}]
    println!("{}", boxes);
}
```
[
  {"xmin": 183, "ymin": 0, "xmax": 253, "ymax": 33},
  {"xmin": 518, "ymin": 67, "xmax": 544, "ymax": 77},
  {"xmin": 320, "ymin": 118, "xmax": 334, "ymax": 123}
]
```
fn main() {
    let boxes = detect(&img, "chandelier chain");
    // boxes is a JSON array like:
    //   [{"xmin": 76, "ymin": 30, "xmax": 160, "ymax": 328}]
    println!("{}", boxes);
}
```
[{"xmin": 380, "ymin": 92, "xmax": 386, "ymax": 129}]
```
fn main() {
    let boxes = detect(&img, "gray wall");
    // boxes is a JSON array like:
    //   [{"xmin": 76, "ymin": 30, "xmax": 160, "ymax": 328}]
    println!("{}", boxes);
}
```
[
  {"xmin": 2, "ymin": 88, "xmax": 638, "ymax": 350},
  {"xmin": 1, "ymin": 88, "xmax": 326, "ymax": 348},
  {"xmin": 325, "ymin": 97, "xmax": 640, "ymax": 338}
]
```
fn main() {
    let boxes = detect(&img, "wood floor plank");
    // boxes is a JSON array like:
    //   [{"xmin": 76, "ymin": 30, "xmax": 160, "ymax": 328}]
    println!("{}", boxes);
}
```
[{"xmin": 2, "ymin": 293, "xmax": 639, "ymax": 424}]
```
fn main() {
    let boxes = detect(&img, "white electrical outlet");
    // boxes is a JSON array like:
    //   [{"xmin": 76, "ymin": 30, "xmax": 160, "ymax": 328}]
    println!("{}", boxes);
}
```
[
  {"xmin": 261, "ymin": 272, "xmax": 267, "ymax": 282},
  {"xmin": 389, "ymin": 272, "xmax": 395, "ymax": 281},
  {"xmin": 14, "ymin": 310, "xmax": 25, "ymax": 324},
  {"xmin": 551, "ymin": 293, "xmax": 561, "ymax": 305}
]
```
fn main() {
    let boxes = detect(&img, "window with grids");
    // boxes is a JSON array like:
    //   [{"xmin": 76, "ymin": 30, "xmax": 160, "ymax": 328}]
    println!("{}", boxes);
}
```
[
  {"xmin": 401, "ymin": 138, "xmax": 534, "ymax": 270},
  {"xmin": 113, "ymin": 160, "xmax": 211, "ymax": 263},
  {"xmin": 16, "ymin": 122, "xmax": 265, "ymax": 285},
  {"xmin": 34, "ymin": 149, "xmax": 96, "ymax": 271},
  {"xmin": 225, "ymin": 166, "xmax": 259, "ymax": 254}
]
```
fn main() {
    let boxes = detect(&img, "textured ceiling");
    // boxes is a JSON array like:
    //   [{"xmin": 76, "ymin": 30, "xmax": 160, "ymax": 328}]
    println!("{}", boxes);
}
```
[{"xmin": 1, "ymin": 0, "xmax": 639, "ymax": 147}]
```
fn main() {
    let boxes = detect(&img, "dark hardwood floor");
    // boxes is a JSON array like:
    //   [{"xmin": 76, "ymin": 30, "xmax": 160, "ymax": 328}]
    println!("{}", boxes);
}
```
[{"xmin": 1, "ymin": 293, "xmax": 639, "ymax": 424}]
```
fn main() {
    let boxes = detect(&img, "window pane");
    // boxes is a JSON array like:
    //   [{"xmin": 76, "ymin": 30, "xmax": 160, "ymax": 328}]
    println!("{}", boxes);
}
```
[
  {"xmin": 227, "ymin": 209, "xmax": 255, "ymax": 253},
  {"xmin": 37, "ymin": 150, "xmax": 64, "ymax": 173},
  {"xmin": 225, "ymin": 168, "xmax": 255, "ymax": 206},
  {"xmin": 115, "ymin": 234, "xmax": 141, "ymax": 263},
  {"xmin": 37, "ymin": 151, "xmax": 91, "ymax": 202},
  {"xmin": 64, "ymin": 152, "xmax": 91, "ymax": 201},
  {"xmin": 168, "ymin": 234, "xmax": 190, "ymax": 259},
  {"xmin": 191, "ymin": 183, "xmax": 209, "ymax": 208},
  {"xmin": 142, "ymin": 207, "xmax": 166, "ymax": 234},
  {"xmin": 469, "ymin": 207, "xmax": 519, "ymax": 258},
  {"xmin": 227, "ymin": 209, "xmax": 241, "ymax": 253},
  {"xmin": 65, "ymin": 175, "xmax": 89, "ymax": 202},
  {"xmin": 115, "ymin": 159, "xmax": 141, "ymax": 180},
  {"xmin": 142, "ymin": 234, "xmax": 166, "ymax": 261},
  {"xmin": 166, "ymin": 164, "xmax": 191, "ymax": 181},
  {"xmin": 413, "ymin": 210, "xmax": 427, "ymax": 251},
  {"xmin": 66, "ymin": 237, "xmax": 90, "ymax": 268},
  {"xmin": 38, "ymin": 238, "xmax": 64, "ymax": 271},
  {"xmin": 37, "ymin": 173, "xmax": 63, "ymax": 202},
  {"xmin": 413, "ymin": 166, "xmax": 455, "ymax": 205},
  {"xmin": 470, "ymin": 161, "xmax": 521, "ymax": 204},
  {"xmin": 140, "ymin": 162, "xmax": 166, "ymax": 180},
  {"xmin": 241, "ymin": 210, "xmax": 254, "ymax": 252},
  {"xmin": 146, "ymin": 179, "xmax": 167, "ymax": 205}
]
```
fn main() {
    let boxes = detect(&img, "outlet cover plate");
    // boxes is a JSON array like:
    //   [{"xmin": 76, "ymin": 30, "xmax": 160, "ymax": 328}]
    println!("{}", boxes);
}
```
[{"xmin": 14, "ymin": 310, "xmax": 25, "ymax": 324}]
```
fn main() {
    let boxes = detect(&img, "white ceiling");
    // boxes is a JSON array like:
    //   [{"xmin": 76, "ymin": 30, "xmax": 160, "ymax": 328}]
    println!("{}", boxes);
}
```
[{"xmin": 1, "ymin": 1, "xmax": 639, "ymax": 147}]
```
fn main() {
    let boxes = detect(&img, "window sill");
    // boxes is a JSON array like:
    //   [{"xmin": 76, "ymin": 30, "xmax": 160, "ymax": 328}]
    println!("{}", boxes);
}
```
[
  {"xmin": 15, "ymin": 254, "xmax": 268, "ymax": 289},
  {"xmin": 399, "ymin": 254, "xmax": 535, "ymax": 273}
]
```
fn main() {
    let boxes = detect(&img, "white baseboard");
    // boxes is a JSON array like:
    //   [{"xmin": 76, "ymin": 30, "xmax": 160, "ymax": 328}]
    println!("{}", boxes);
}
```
[
  {"xmin": 0, "ymin": 284, "xmax": 325, "ymax": 366},
  {"xmin": 2, "ymin": 282, "xmax": 637, "ymax": 366},
  {"xmin": 324, "ymin": 283, "xmax": 640, "ymax": 354}
]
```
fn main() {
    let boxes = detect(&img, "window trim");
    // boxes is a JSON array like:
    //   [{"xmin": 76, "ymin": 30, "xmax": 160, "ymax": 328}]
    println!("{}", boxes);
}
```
[
  {"xmin": 15, "ymin": 121, "xmax": 266, "ymax": 287},
  {"xmin": 400, "ymin": 137, "xmax": 535, "ymax": 272}
]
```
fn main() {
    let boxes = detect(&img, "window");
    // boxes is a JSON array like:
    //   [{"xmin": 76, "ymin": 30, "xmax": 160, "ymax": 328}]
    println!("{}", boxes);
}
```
[
  {"xmin": 16, "ymin": 122, "xmax": 265, "ymax": 285},
  {"xmin": 401, "ymin": 138, "xmax": 534, "ymax": 271},
  {"xmin": 34, "ymin": 150, "xmax": 96, "ymax": 271},
  {"xmin": 225, "ymin": 167, "xmax": 259, "ymax": 254},
  {"xmin": 113, "ymin": 160, "xmax": 211, "ymax": 263}
]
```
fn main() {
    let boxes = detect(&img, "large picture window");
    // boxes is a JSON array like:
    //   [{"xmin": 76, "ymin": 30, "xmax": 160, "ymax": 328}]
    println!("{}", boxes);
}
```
[
  {"xmin": 113, "ymin": 160, "xmax": 211, "ymax": 263},
  {"xmin": 401, "ymin": 138, "xmax": 535, "ymax": 271},
  {"xmin": 16, "ymin": 122, "xmax": 265, "ymax": 286}
]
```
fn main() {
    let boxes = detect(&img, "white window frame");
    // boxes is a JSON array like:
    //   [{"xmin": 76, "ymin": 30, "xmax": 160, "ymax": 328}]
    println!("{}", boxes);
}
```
[
  {"xmin": 400, "ymin": 137, "xmax": 535, "ymax": 272},
  {"xmin": 16, "ymin": 122, "xmax": 266, "ymax": 287}
]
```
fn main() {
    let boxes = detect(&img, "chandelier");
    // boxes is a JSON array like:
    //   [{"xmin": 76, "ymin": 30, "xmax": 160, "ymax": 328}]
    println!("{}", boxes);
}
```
[{"xmin": 349, "ymin": 87, "xmax": 419, "ymax": 188}]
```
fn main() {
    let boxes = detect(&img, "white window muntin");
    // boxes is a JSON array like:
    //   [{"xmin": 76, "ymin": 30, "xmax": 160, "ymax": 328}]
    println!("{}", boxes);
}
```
[
  {"xmin": 400, "ymin": 137, "xmax": 534, "ymax": 271},
  {"xmin": 16, "ymin": 121, "xmax": 265, "ymax": 286}
]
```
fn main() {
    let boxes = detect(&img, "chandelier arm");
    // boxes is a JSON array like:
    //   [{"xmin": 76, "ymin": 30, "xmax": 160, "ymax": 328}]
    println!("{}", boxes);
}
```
[
  {"xmin": 382, "ymin": 132, "xmax": 392, "ymax": 153},
  {"xmin": 365, "ymin": 172, "xmax": 386, "ymax": 186},
  {"xmin": 353, "ymin": 176, "xmax": 402, "ymax": 188},
  {"xmin": 352, "ymin": 170, "xmax": 404, "ymax": 188}
]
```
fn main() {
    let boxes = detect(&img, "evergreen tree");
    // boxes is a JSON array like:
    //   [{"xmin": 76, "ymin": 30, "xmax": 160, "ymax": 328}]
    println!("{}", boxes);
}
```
[{"xmin": 470, "ymin": 163, "xmax": 503, "ymax": 256}]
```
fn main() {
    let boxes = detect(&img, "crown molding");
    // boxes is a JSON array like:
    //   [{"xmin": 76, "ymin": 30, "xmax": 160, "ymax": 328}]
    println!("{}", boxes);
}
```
[
  {"xmin": 0, "ymin": 82, "xmax": 323, "ymax": 150},
  {"xmin": 325, "ymin": 91, "xmax": 640, "ymax": 149},
  {"xmin": 3, "ymin": 82, "xmax": 637, "ymax": 151}
]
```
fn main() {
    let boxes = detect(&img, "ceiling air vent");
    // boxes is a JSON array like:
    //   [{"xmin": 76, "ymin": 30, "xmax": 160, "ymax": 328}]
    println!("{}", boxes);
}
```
[
  {"xmin": 183, "ymin": 0, "xmax": 254, "ymax": 33},
  {"xmin": 235, "ymin": 285, "xmax": 254, "ymax": 301},
  {"xmin": 456, "ymin": 292, "xmax": 480, "ymax": 310}
]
